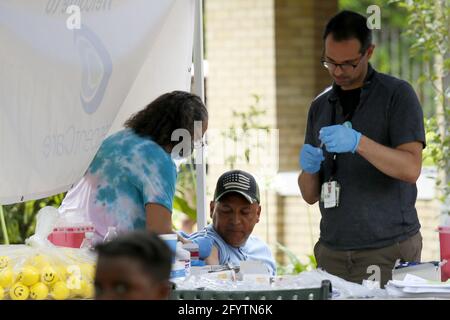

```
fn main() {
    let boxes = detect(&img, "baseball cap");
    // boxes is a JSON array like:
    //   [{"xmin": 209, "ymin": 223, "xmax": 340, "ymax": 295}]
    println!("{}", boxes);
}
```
[{"xmin": 213, "ymin": 170, "xmax": 260, "ymax": 204}]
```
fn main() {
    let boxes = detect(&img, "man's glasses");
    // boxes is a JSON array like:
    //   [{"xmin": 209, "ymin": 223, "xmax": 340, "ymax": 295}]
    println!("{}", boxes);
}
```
[{"xmin": 321, "ymin": 53, "xmax": 365, "ymax": 73}]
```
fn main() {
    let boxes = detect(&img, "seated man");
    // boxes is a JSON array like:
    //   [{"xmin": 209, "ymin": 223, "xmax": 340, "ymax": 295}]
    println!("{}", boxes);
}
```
[
  {"xmin": 188, "ymin": 170, "xmax": 276, "ymax": 275},
  {"xmin": 94, "ymin": 231, "xmax": 172, "ymax": 300}
]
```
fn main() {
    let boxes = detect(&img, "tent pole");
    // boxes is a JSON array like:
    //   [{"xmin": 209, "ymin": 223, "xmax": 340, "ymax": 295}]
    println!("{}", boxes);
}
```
[
  {"xmin": 0, "ymin": 205, "xmax": 9, "ymax": 245},
  {"xmin": 193, "ymin": 0, "xmax": 207, "ymax": 230}
]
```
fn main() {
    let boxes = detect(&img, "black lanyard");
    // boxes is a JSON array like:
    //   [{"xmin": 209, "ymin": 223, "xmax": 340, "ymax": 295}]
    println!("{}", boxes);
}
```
[
  {"xmin": 326, "ymin": 71, "xmax": 374, "ymax": 180},
  {"xmin": 328, "ymin": 104, "xmax": 354, "ymax": 180}
]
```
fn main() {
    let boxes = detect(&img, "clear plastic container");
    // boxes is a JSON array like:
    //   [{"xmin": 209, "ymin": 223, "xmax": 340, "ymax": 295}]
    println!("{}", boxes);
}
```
[
  {"xmin": 48, "ymin": 225, "xmax": 94, "ymax": 248},
  {"xmin": 47, "ymin": 209, "xmax": 95, "ymax": 248},
  {"xmin": 80, "ymin": 231, "xmax": 94, "ymax": 250}
]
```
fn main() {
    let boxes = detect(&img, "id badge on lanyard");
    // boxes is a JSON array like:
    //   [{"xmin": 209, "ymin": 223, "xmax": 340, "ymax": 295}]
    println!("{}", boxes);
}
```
[
  {"xmin": 319, "ymin": 105, "xmax": 351, "ymax": 209},
  {"xmin": 320, "ymin": 180, "xmax": 341, "ymax": 208},
  {"xmin": 319, "ymin": 82, "xmax": 366, "ymax": 208}
]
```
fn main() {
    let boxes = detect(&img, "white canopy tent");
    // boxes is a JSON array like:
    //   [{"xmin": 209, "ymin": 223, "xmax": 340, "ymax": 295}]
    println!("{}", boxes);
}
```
[{"xmin": 0, "ymin": 0, "xmax": 208, "ymax": 240}]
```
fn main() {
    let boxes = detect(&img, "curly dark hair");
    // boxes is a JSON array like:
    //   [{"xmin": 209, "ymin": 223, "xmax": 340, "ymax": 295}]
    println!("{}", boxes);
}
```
[
  {"xmin": 124, "ymin": 91, "xmax": 208, "ymax": 149},
  {"xmin": 95, "ymin": 231, "xmax": 172, "ymax": 283}
]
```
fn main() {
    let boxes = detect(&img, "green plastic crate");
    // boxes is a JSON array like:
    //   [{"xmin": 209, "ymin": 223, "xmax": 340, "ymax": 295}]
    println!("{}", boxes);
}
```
[{"xmin": 170, "ymin": 280, "xmax": 331, "ymax": 300}]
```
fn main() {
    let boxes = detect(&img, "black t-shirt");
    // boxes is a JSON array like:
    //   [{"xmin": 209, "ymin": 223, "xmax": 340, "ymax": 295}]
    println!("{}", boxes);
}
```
[
  {"xmin": 304, "ymin": 65, "xmax": 426, "ymax": 250},
  {"xmin": 337, "ymin": 87, "xmax": 361, "ymax": 119}
]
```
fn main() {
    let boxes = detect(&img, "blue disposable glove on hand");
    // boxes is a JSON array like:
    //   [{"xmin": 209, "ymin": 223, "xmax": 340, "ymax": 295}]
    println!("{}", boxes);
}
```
[
  {"xmin": 192, "ymin": 237, "xmax": 214, "ymax": 260},
  {"xmin": 299, "ymin": 144, "xmax": 325, "ymax": 174},
  {"xmin": 319, "ymin": 125, "xmax": 362, "ymax": 154}
]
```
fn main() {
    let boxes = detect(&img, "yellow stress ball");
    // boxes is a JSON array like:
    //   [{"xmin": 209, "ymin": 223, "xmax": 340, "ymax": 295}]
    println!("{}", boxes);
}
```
[
  {"xmin": 83, "ymin": 282, "xmax": 95, "ymax": 299},
  {"xmin": 70, "ymin": 278, "xmax": 88, "ymax": 297},
  {"xmin": 55, "ymin": 265, "xmax": 67, "ymax": 281},
  {"xmin": 10, "ymin": 282, "xmax": 30, "ymax": 300},
  {"xmin": 0, "ymin": 286, "xmax": 4, "ymax": 300},
  {"xmin": 17, "ymin": 266, "xmax": 40, "ymax": 286},
  {"xmin": 80, "ymin": 264, "xmax": 95, "ymax": 280},
  {"xmin": 30, "ymin": 282, "xmax": 49, "ymax": 300},
  {"xmin": 51, "ymin": 281, "xmax": 70, "ymax": 300},
  {"xmin": 0, "ymin": 268, "xmax": 14, "ymax": 288},
  {"xmin": 0, "ymin": 256, "xmax": 10, "ymax": 269},
  {"xmin": 41, "ymin": 266, "xmax": 58, "ymax": 285},
  {"xmin": 32, "ymin": 255, "xmax": 50, "ymax": 270}
]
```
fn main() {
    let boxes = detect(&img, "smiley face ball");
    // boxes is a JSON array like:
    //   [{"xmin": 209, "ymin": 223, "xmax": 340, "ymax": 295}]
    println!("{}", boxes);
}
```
[
  {"xmin": 10, "ymin": 282, "xmax": 30, "ymax": 300},
  {"xmin": 0, "ymin": 268, "xmax": 14, "ymax": 288},
  {"xmin": 0, "ymin": 256, "xmax": 9, "ymax": 269},
  {"xmin": 30, "ymin": 282, "xmax": 49, "ymax": 300},
  {"xmin": 51, "ymin": 281, "xmax": 70, "ymax": 300},
  {"xmin": 17, "ymin": 266, "xmax": 40, "ymax": 286},
  {"xmin": 41, "ymin": 266, "xmax": 58, "ymax": 285}
]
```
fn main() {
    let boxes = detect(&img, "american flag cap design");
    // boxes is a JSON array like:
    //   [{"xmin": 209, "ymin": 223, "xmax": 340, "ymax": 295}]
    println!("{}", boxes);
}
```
[{"xmin": 214, "ymin": 170, "xmax": 260, "ymax": 203}]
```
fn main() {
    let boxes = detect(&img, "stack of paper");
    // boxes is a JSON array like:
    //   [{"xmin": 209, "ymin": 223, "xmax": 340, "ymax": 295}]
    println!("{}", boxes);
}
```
[
  {"xmin": 392, "ymin": 261, "xmax": 442, "ymax": 282},
  {"xmin": 386, "ymin": 274, "xmax": 450, "ymax": 299}
]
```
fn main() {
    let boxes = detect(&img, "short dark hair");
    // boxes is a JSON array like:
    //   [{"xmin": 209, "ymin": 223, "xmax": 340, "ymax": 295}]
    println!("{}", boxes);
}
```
[
  {"xmin": 323, "ymin": 10, "xmax": 372, "ymax": 53},
  {"xmin": 125, "ymin": 91, "xmax": 208, "ymax": 149},
  {"xmin": 95, "ymin": 231, "xmax": 172, "ymax": 283}
]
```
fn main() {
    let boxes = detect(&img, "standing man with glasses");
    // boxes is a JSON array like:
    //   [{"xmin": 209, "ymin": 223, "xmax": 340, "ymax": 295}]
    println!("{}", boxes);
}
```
[{"xmin": 298, "ymin": 11, "xmax": 426, "ymax": 287}]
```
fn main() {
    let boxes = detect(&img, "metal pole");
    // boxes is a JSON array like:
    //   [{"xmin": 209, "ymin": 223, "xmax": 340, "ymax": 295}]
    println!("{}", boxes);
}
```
[
  {"xmin": 193, "ymin": 0, "xmax": 207, "ymax": 230},
  {"xmin": 0, "ymin": 205, "xmax": 10, "ymax": 245}
]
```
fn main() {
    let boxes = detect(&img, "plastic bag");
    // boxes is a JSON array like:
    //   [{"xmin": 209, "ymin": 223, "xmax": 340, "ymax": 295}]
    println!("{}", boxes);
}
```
[
  {"xmin": 174, "ymin": 268, "xmax": 389, "ymax": 298},
  {"xmin": 273, "ymin": 269, "xmax": 388, "ymax": 299},
  {"xmin": 0, "ymin": 207, "xmax": 96, "ymax": 300},
  {"xmin": 25, "ymin": 206, "xmax": 59, "ymax": 248}
]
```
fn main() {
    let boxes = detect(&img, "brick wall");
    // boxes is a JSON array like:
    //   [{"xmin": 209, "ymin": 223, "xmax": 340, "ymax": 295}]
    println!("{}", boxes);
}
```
[
  {"xmin": 205, "ymin": 0, "xmax": 339, "ymax": 262},
  {"xmin": 205, "ymin": 0, "xmax": 279, "ymax": 250},
  {"xmin": 275, "ymin": 0, "xmax": 338, "ymax": 172},
  {"xmin": 204, "ymin": 0, "xmax": 441, "ymax": 269},
  {"xmin": 273, "ymin": 0, "xmax": 338, "ymax": 263},
  {"xmin": 416, "ymin": 199, "xmax": 441, "ymax": 261}
]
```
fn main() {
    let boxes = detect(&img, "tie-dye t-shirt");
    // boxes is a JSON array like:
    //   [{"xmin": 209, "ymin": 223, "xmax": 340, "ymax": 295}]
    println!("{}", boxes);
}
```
[{"xmin": 59, "ymin": 129, "xmax": 177, "ymax": 241}]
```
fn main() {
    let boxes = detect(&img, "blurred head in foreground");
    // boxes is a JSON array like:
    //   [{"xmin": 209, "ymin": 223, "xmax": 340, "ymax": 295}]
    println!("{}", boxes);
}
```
[{"xmin": 94, "ymin": 231, "xmax": 172, "ymax": 300}]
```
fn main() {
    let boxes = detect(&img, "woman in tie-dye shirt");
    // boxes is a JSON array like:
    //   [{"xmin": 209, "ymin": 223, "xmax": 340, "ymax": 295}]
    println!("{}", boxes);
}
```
[{"xmin": 59, "ymin": 91, "xmax": 208, "ymax": 241}]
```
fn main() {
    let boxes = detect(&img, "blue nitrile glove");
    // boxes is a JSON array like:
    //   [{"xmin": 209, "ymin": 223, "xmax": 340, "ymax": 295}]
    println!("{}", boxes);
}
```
[
  {"xmin": 192, "ymin": 237, "xmax": 214, "ymax": 260},
  {"xmin": 191, "ymin": 260, "xmax": 206, "ymax": 267},
  {"xmin": 319, "ymin": 125, "xmax": 362, "ymax": 154},
  {"xmin": 299, "ymin": 144, "xmax": 325, "ymax": 174}
]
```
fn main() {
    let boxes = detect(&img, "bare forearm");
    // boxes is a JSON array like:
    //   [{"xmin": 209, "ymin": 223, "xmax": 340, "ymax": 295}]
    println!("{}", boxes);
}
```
[
  {"xmin": 356, "ymin": 136, "xmax": 422, "ymax": 184},
  {"xmin": 205, "ymin": 245, "xmax": 219, "ymax": 265},
  {"xmin": 146, "ymin": 203, "xmax": 173, "ymax": 234},
  {"xmin": 147, "ymin": 220, "xmax": 172, "ymax": 234},
  {"xmin": 298, "ymin": 171, "xmax": 321, "ymax": 204}
]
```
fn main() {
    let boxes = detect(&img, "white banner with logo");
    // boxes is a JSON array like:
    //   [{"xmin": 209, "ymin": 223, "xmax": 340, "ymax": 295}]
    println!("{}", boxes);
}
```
[{"xmin": 0, "ymin": 0, "xmax": 195, "ymax": 204}]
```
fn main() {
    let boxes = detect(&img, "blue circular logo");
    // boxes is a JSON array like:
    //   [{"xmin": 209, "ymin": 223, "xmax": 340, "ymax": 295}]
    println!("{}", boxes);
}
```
[{"xmin": 74, "ymin": 25, "xmax": 112, "ymax": 115}]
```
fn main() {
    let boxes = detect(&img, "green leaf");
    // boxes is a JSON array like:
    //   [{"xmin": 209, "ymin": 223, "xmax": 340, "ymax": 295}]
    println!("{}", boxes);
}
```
[
  {"xmin": 444, "ymin": 58, "xmax": 450, "ymax": 71},
  {"xmin": 276, "ymin": 242, "xmax": 316, "ymax": 275},
  {"xmin": 173, "ymin": 195, "xmax": 197, "ymax": 222}
]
